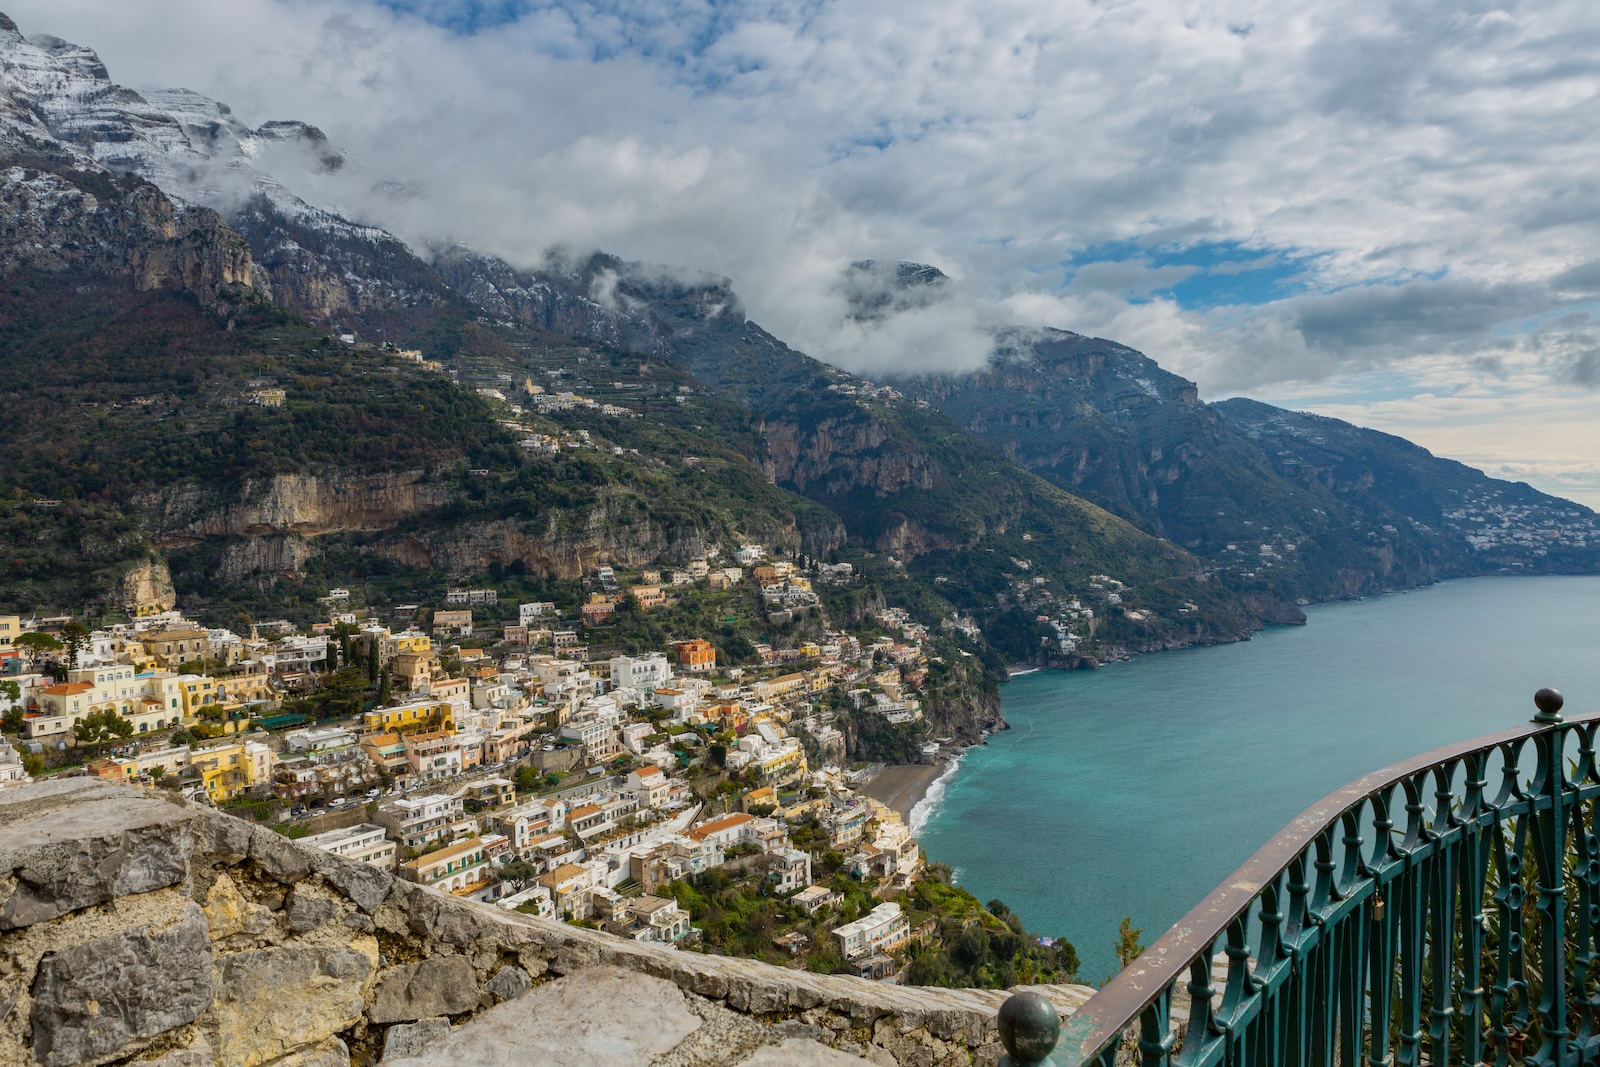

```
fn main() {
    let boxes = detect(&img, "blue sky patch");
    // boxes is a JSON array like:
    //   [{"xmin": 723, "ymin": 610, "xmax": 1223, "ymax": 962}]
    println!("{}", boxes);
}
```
[
  {"xmin": 377, "ymin": 0, "xmax": 533, "ymax": 34},
  {"xmin": 1062, "ymin": 239, "xmax": 1317, "ymax": 310}
]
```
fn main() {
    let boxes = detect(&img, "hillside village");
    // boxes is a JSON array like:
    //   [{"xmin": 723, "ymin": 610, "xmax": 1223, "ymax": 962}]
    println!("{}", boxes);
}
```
[{"xmin": 0, "ymin": 547, "xmax": 1079, "ymax": 987}]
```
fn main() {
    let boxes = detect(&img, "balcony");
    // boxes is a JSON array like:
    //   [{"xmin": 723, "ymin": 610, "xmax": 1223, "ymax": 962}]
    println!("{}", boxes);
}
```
[{"xmin": 998, "ymin": 688, "xmax": 1600, "ymax": 1067}]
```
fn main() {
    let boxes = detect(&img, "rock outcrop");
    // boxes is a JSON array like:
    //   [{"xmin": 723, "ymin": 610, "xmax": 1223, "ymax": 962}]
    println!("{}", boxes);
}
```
[
  {"xmin": 0, "ymin": 779, "xmax": 1096, "ymax": 1067},
  {"xmin": 121, "ymin": 559, "xmax": 177, "ymax": 613},
  {"xmin": 171, "ymin": 473, "xmax": 451, "ymax": 540},
  {"xmin": 0, "ymin": 161, "xmax": 259, "ymax": 307}
]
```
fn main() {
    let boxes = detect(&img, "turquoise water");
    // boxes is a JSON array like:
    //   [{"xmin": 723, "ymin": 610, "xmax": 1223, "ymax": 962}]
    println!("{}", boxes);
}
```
[{"xmin": 917, "ymin": 576, "xmax": 1600, "ymax": 980}]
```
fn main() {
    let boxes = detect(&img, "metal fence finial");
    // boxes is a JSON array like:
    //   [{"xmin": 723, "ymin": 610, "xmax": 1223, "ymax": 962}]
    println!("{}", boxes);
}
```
[
  {"xmin": 998, "ymin": 990, "xmax": 1060, "ymax": 1067},
  {"xmin": 1533, "ymin": 687, "xmax": 1564, "ymax": 724}
]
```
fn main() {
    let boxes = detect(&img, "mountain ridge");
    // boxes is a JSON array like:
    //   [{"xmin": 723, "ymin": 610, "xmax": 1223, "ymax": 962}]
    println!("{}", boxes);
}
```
[{"xmin": 2, "ymin": 11, "xmax": 1595, "ymax": 673}]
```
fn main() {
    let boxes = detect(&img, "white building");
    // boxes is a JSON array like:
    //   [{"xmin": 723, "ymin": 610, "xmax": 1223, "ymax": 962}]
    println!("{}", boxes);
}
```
[
  {"xmin": 609, "ymin": 653, "xmax": 672, "ymax": 692},
  {"xmin": 300, "ymin": 823, "xmax": 398, "ymax": 870},
  {"xmin": 0, "ymin": 745, "xmax": 31, "ymax": 789},
  {"xmin": 375, "ymin": 793, "xmax": 465, "ymax": 851},
  {"xmin": 491, "ymin": 798, "xmax": 570, "ymax": 853},
  {"xmin": 283, "ymin": 726, "xmax": 357, "ymax": 754},
  {"xmin": 519, "ymin": 602, "xmax": 557, "ymax": 626},
  {"xmin": 832, "ymin": 902, "xmax": 911, "ymax": 961},
  {"xmin": 625, "ymin": 765, "xmax": 671, "ymax": 809},
  {"xmin": 765, "ymin": 847, "xmax": 813, "ymax": 895}
]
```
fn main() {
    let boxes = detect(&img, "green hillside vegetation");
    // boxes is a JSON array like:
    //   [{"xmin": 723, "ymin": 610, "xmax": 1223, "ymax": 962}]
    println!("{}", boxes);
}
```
[
  {"xmin": 0, "ymin": 276, "xmax": 508, "ymax": 610},
  {"xmin": 664, "ymin": 860, "xmax": 1078, "ymax": 989}
]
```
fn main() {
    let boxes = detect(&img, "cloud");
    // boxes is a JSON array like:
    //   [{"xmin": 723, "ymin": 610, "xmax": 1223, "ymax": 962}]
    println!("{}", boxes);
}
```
[{"xmin": 5, "ymin": 0, "xmax": 1600, "ymax": 413}]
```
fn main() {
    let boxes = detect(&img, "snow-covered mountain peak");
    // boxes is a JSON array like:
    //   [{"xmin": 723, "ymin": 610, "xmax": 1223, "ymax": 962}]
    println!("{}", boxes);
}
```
[{"xmin": 25, "ymin": 34, "xmax": 110, "ymax": 83}]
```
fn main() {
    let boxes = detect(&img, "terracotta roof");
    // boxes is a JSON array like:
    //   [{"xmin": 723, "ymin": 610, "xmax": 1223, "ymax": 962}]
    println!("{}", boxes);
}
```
[
  {"xmin": 40, "ymin": 683, "xmax": 93, "ymax": 696},
  {"xmin": 538, "ymin": 863, "xmax": 589, "ymax": 886},
  {"xmin": 402, "ymin": 838, "xmax": 483, "ymax": 869},
  {"xmin": 686, "ymin": 813, "xmax": 754, "ymax": 841}
]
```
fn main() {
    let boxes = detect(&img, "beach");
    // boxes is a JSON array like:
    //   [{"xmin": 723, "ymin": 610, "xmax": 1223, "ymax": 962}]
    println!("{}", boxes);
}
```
[{"xmin": 861, "ymin": 761, "xmax": 947, "ymax": 823}]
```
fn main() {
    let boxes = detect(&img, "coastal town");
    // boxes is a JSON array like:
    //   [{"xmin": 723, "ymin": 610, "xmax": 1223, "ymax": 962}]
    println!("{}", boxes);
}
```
[{"xmin": 0, "ymin": 547, "xmax": 1078, "ymax": 986}]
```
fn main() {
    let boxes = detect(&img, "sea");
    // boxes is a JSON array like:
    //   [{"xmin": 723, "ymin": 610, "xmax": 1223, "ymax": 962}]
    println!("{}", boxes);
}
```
[{"xmin": 916, "ymin": 575, "xmax": 1600, "ymax": 981}]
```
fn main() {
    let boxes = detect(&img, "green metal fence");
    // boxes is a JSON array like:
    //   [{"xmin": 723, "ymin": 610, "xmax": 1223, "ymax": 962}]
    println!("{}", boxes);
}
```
[{"xmin": 998, "ymin": 689, "xmax": 1600, "ymax": 1067}]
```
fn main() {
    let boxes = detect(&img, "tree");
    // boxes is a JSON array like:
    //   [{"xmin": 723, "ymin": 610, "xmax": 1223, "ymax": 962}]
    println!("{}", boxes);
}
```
[
  {"xmin": 61, "ymin": 623, "xmax": 90, "ymax": 669},
  {"xmin": 1114, "ymin": 916, "xmax": 1145, "ymax": 970},
  {"xmin": 0, "ymin": 680, "xmax": 21, "ymax": 733},
  {"xmin": 499, "ymin": 859, "xmax": 538, "ymax": 891},
  {"xmin": 15, "ymin": 632, "xmax": 63, "ymax": 659},
  {"xmin": 148, "ymin": 765, "xmax": 166, "ymax": 782},
  {"xmin": 313, "ymin": 665, "xmax": 367, "ymax": 721},
  {"xmin": 73, "ymin": 709, "xmax": 134, "ymax": 756}
]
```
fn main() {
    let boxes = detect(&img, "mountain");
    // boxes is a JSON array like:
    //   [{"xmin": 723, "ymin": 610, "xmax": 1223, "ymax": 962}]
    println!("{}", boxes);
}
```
[
  {"xmin": 865, "ymin": 263, "xmax": 1600, "ymax": 601},
  {"xmin": 3, "ymin": 11, "xmax": 1596, "ymax": 678},
  {"xmin": 1213, "ymin": 398, "xmax": 1600, "ymax": 572}
]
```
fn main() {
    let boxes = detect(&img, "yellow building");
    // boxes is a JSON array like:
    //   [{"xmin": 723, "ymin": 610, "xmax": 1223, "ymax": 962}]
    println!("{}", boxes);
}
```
[
  {"xmin": 0, "ymin": 616, "xmax": 19, "ymax": 650},
  {"xmin": 31, "ymin": 667, "xmax": 186, "ymax": 741},
  {"xmin": 191, "ymin": 740, "xmax": 272, "ymax": 802},
  {"xmin": 211, "ymin": 663, "xmax": 275, "ymax": 711},
  {"xmin": 393, "ymin": 631, "xmax": 432, "ymax": 654},
  {"xmin": 392, "ymin": 652, "xmax": 435, "ymax": 692},
  {"xmin": 361, "ymin": 698, "xmax": 455, "ymax": 737},
  {"xmin": 177, "ymin": 675, "xmax": 220, "ymax": 719},
  {"xmin": 143, "ymin": 628, "xmax": 219, "ymax": 670}
]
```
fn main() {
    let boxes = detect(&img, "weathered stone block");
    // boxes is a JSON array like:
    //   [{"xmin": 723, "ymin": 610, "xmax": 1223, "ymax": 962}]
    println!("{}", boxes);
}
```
[
  {"xmin": 213, "ymin": 941, "xmax": 376, "ymax": 1067},
  {"xmin": 201, "ymin": 809, "xmax": 254, "ymax": 860},
  {"xmin": 482, "ymin": 965, "xmax": 530, "ymax": 1003},
  {"xmin": 311, "ymin": 850, "xmax": 392, "ymax": 913},
  {"xmin": 284, "ymin": 889, "xmax": 341, "ymax": 932},
  {"xmin": 205, "ymin": 872, "xmax": 273, "ymax": 939},
  {"xmin": 0, "ymin": 794, "xmax": 198, "ymax": 928},
  {"xmin": 382, "ymin": 966, "xmax": 702, "ymax": 1066},
  {"xmin": 248, "ymin": 825, "xmax": 314, "ymax": 884},
  {"xmin": 371, "ymin": 956, "xmax": 479, "ymax": 1022},
  {"xmin": 29, "ymin": 904, "xmax": 214, "ymax": 1067},
  {"xmin": 382, "ymin": 1018, "xmax": 451, "ymax": 1061}
]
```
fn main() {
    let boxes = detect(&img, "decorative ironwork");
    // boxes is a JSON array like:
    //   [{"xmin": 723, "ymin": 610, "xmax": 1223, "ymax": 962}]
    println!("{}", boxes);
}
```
[{"xmin": 1004, "ymin": 688, "xmax": 1600, "ymax": 1067}]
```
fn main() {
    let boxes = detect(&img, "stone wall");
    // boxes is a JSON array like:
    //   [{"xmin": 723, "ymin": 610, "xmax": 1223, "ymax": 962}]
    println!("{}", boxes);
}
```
[{"xmin": 0, "ymin": 780, "xmax": 1093, "ymax": 1067}]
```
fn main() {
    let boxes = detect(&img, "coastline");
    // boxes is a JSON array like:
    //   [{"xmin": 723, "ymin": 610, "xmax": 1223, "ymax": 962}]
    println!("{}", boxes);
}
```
[
  {"xmin": 860, "ymin": 761, "xmax": 945, "ymax": 823},
  {"xmin": 861, "ymin": 753, "xmax": 965, "ymax": 832}
]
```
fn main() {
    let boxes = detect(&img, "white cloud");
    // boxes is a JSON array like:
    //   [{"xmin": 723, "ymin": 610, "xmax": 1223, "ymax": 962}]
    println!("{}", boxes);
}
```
[{"xmin": 7, "ymin": 0, "xmax": 1600, "ymax": 492}]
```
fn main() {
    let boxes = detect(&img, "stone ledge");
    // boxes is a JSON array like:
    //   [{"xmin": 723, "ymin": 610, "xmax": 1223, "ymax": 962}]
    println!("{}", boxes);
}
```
[{"xmin": 0, "ymin": 780, "xmax": 1096, "ymax": 1067}]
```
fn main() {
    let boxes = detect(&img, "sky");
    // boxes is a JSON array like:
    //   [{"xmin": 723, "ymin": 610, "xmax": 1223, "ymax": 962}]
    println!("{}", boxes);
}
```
[{"xmin": 10, "ymin": 0, "xmax": 1600, "ymax": 504}]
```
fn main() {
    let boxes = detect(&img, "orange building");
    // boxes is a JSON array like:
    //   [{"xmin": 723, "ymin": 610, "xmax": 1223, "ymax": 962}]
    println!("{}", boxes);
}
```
[{"xmin": 675, "ymin": 638, "xmax": 716, "ymax": 673}]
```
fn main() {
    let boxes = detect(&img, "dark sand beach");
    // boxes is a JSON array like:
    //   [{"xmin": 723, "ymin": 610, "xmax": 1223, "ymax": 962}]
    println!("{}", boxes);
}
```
[{"xmin": 860, "ymin": 762, "xmax": 946, "ymax": 822}]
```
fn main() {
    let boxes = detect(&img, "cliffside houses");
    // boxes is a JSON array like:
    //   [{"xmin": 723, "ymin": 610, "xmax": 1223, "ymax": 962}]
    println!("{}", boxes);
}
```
[{"xmin": 3, "ymin": 548, "xmax": 946, "ymax": 973}]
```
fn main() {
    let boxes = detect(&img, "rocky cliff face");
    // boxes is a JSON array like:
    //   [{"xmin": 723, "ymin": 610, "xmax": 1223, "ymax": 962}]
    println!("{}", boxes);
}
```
[
  {"xmin": 0, "ymin": 156, "xmax": 259, "ymax": 306},
  {"xmin": 0, "ymin": 14, "xmax": 454, "ymax": 336},
  {"xmin": 890, "ymin": 326, "xmax": 1271, "ymax": 540},
  {"xmin": 430, "ymin": 247, "xmax": 660, "ymax": 350},
  {"xmin": 380, "ymin": 489, "xmax": 841, "ymax": 581},
  {"xmin": 120, "ymin": 559, "xmax": 177, "ymax": 612},
  {"xmin": 166, "ymin": 472, "xmax": 452, "ymax": 541},
  {"xmin": 231, "ymin": 198, "xmax": 457, "ymax": 339}
]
